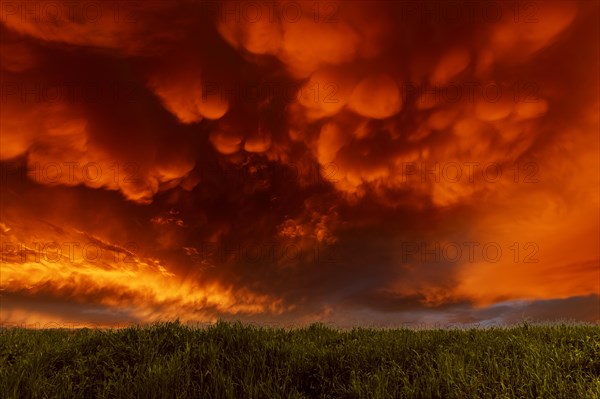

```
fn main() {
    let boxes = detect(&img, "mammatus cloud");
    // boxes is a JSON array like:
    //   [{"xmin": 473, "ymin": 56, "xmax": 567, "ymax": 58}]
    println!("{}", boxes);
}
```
[{"xmin": 1, "ymin": 0, "xmax": 598, "ymax": 327}]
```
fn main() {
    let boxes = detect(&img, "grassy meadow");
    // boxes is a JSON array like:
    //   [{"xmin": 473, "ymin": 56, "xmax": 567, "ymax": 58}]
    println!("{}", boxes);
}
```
[{"xmin": 1, "ymin": 321, "xmax": 599, "ymax": 398}]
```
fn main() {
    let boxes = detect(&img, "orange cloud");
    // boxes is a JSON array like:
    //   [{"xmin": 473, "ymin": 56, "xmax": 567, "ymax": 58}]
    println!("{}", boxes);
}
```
[{"xmin": 1, "ymin": 0, "xmax": 598, "ymax": 327}]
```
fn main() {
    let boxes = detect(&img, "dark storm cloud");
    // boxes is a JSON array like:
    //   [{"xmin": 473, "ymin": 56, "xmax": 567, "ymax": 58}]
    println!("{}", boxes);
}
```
[{"xmin": 1, "ymin": 1, "xmax": 598, "ymax": 326}]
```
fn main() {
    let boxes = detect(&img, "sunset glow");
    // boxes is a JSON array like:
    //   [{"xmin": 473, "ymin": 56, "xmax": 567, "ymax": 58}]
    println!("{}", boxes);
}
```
[{"xmin": 1, "ymin": 0, "xmax": 598, "ymax": 328}]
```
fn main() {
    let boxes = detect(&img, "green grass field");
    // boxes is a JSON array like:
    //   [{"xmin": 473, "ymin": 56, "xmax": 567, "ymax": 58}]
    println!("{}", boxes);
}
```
[{"xmin": 1, "ymin": 321, "xmax": 599, "ymax": 398}]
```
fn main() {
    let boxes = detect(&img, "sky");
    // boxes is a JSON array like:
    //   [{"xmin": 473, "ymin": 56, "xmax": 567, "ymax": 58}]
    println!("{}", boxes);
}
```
[{"xmin": 0, "ymin": 0, "xmax": 599, "ymax": 328}]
